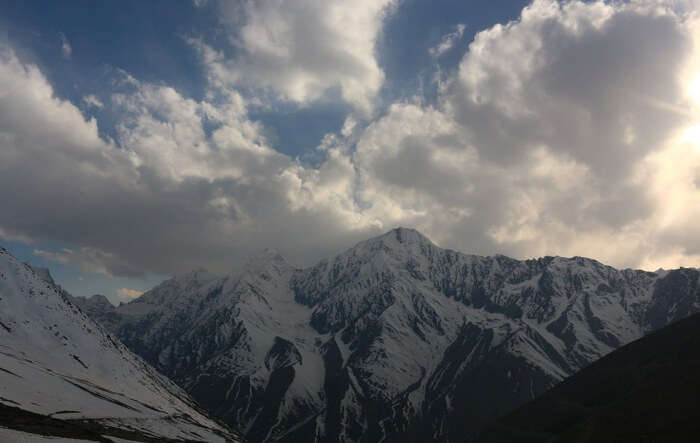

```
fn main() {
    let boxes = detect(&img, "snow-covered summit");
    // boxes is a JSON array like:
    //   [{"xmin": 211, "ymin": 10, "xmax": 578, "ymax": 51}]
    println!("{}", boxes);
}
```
[
  {"xmin": 369, "ymin": 226, "xmax": 435, "ymax": 247},
  {"xmin": 344, "ymin": 226, "xmax": 437, "ymax": 259},
  {"xmin": 171, "ymin": 267, "xmax": 218, "ymax": 288},
  {"xmin": 80, "ymin": 293, "xmax": 113, "ymax": 308},
  {"xmin": 242, "ymin": 247, "xmax": 293, "ymax": 276}
]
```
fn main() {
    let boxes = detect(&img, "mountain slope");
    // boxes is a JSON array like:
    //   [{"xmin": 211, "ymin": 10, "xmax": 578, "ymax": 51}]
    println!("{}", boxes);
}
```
[
  {"xmin": 0, "ymin": 246, "xmax": 243, "ymax": 442},
  {"xmin": 78, "ymin": 228, "xmax": 700, "ymax": 442},
  {"xmin": 475, "ymin": 312, "xmax": 700, "ymax": 443}
]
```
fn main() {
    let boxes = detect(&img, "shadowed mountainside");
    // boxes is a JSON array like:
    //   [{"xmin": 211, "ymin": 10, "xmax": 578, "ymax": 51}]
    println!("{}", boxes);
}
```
[{"xmin": 475, "ymin": 312, "xmax": 700, "ymax": 443}]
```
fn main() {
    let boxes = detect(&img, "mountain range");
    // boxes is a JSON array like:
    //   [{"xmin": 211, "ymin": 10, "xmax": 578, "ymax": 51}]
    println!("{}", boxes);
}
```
[{"xmin": 69, "ymin": 227, "xmax": 700, "ymax": 443}]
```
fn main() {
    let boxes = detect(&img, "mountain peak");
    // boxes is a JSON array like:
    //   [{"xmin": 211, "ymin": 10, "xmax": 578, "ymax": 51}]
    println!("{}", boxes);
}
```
[
  {"xmin": 85, "ymin": 293, "xmax": 113, "ymax": 307},
  {"xmin": 243, "ymin": 248, "xmax": 291, "ymax": 274},
  {"xmin": 261, "ymin": 247, "xmax": 287, "ymax": 261},
  {"xmin": 336, "ymin": 227, "xmax": 438, "ymax": 265},
  {"xmin": 173, "ymin": 267, "xmax": 216, "ymax": 284},
  {"xmin": 373, "ymin": 227, "xmax": 434, "ymax": 247}
]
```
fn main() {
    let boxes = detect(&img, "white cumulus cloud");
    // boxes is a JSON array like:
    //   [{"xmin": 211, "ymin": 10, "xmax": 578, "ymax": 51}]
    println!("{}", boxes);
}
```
[{"xmin": 194, "ymin": 0, "xmax": 397, "ymax": 114}]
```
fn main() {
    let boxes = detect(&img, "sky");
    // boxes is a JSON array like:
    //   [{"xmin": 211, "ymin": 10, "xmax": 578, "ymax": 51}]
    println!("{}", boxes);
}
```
[{"xmin": 1, "ymin": 0, "xmax": 700, "ymax": 304}]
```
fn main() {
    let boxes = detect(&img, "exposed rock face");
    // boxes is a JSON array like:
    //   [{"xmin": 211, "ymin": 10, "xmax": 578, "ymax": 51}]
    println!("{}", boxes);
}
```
[{"xmin": 76, "ymin": 228, "xmax": 700, "ymax": 443}]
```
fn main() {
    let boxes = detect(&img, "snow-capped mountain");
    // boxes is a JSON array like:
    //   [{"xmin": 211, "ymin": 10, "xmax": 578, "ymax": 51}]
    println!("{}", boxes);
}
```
[
  {"xmin": 0, "ymin": 246, "xmax": 243, "ymax": 442},
  {"xmin": 77, "ymin": 228, "xmax": 700, "ymax": 442}
]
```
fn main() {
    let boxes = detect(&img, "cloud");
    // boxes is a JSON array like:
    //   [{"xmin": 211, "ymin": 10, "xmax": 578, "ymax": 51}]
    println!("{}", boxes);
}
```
[
  {"xmin": 116, "ymin": 287, "xmax": 143, "ymax": 302},
  {"xmin": 346, "ymin": 0, "xmax": 700, "ymax": 268},
  {"xmin": 0, "ymin": 42, "xmax": 379, "ymax": 277},
  {"xmin": 193, "ymin": 0, "xmax": 397, "ymax": 114},
  {"xmin": 1, "ymin": 0, "xmax": 700, "ymax": 281},
  {"xmin": 59, "ymin": 32, "xmax": 72, "ymax": 59},
  {"xmin": 33, "ymin": 247, "xmax": 143, "ymax": 277},
  {"xmin": 82, "ymin": 94, "xmax": 103, "ymax": 109},
  {"xmin": 449, "ymin": 0, "xmax": 690, "ymax": 178},
  {"xmin": 429, "ymin": 23, "xmax": 466, "ymax": 58}
]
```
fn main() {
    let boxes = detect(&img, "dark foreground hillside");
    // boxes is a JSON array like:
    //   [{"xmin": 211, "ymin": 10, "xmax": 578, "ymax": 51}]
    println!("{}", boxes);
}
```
[{"xmin": 476, "ymin": 313, "xmax": 700, "ymax": 443}]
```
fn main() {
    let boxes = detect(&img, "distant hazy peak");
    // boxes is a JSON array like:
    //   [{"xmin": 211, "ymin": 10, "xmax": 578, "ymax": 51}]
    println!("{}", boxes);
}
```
[
  {"xmin": 242, "ymin": 247, "xmax": 292, "ymax": 274},
  {"xmin": 171, "ymin": 267, "xmax": 217, "ymax": 284},
  {"xmin": 249, "ymin": 247, "xmax": 289, "ymax": 263},
  {"xmin": 381, "ymin": 226, "xmax": 432, "ymax": 243},
  {"xmin": 84, "ymin": 293, "xmax": 113, "ymax": 307},
  {"xmin": 655, "ymin": 268, "xmax": 668, "ymax": 277}
]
